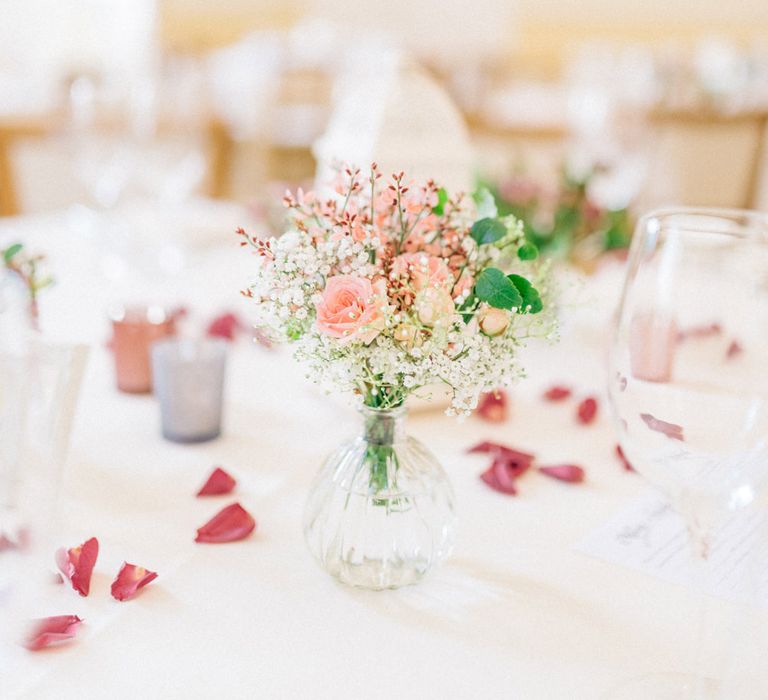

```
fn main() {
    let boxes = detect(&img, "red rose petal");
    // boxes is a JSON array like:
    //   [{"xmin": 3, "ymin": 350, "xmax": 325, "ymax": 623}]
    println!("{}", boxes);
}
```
[
  {"xmin": 480, "ymin": 465, "xmax": 517, "ymax": 495},
  {"xmin": 467, "ymin": 441, "xmax": 535, "ymax": 463},
  {"xmin": 207, "ymin": 312, "xmax": 242, "ymax": 341},
  {"xmin": 640, "ymin": 413, "xmax": 684, "ymax": 441},
  {"xmin": 577, "ymin": 397, "xmax": 598, "ymax": 424},
  {"xmin": 24, "ymin": 615, "xmax": 83, "ymax": 651},
  {"xmin": 477, "ymin": 391, "xmax": 508, "ymax": 423},
  {"xmin": 726, "ymin": 340, "xmax": 743, "ymax": 359},
  {"xmin": 56, "ymin": 537, "xmax": 99, "ymax": 597},
  {"xmin": 615, "ymin": 444, "xmax": 635, "ymax": 472},
  {"xmin": 196, "ymin": 466, "xmax": 236, "ymax": 496},
  {"xmin": 195, "ymin": 503, "xmax": 256, "ymax": 543},
  {"xmin": 543, "ymin": 385, "xmax": 572, "ymax": 401},
  {"xmin": 538, "ymin": 464, "xmax": 585, "ymax": 483},
  {"xmin": 111, "ymin": 562, "xmax": 158, "ymax": 601}
]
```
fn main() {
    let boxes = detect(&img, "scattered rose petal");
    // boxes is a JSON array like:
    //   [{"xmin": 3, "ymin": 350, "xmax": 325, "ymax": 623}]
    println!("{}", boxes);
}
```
[
  {"xmin": 677, "ymin": 322, "xmax": 722, "ymax": 342},
  {"xmin": 640, "ymin": 413, "xmax": 684, "ymax": 441},
  {"xmin": 195, "ymin": 503, "xmax": 256, "ymax": 543},
  {"xmin": 477, "ymin": 391, "xmax": 508, "ymax": 423},
  {"xmin": 467, "ymin": 441, "xmax": 535, "ymax": 463},
  {"xmin": 726, "ymin": 340, "xmax": 743, "ymax": 359},
  {"xmin": 55, "ymin": 537, "xmax": 99, "ymax": 597},
  {"xmin": 538, "ymin": 464, "xmax": 585, "ymax": 483},
  {"xmin": 615, "ymin": 444, "xmax": 635, "ymax": 472},
  {"xmin": 543, "ymin": 385, "xmax": 572, "ymax": 401},
  {"xmin": 577, "ymin": 397, "xmax": 598, "ymax": 425},
  {"xmin": 207, "ymin": 312, "xmax": 242, "ymax": 341},
  {"xmin": 24, "ymin": 615, "xmax": 83, "ymax": 651},
  {"xmin": 492, "ymin": 452, "xmax": 532, "ymax": 479},
  {"xmin": 111, "ymin": 562, "xmax": 158, "ymax": 601},
  {"xmin": 0, "ymin": 532, "xmax": 17, "ymax": 552},
  {"xmin": 480, "ymin": 464, "xmax": 517, "ymax": 495},
  {"xmin": 252, "ymin": 327, "xmax": 274, "ymax": 349},
  {"xmin": 196, "ymin": 466, "xmax": 236, "ymax": 496}
]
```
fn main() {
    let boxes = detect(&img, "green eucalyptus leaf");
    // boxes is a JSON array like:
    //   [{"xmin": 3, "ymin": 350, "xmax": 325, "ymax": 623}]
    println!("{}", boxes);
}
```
[
  {"xmin": 3, "ymin": 243, "xmax": 22, "ymax": 262},
  {"xmin": 431, "ymin": 187, "xmax": 448, "ymax": 216},
  {"xmin": 517, "ymin": 242, "xmax": 538, "ymax": 261},
  {"xmin": 474, "ymin": 268, "xmax": 522, "ymax": 310},
  {"xmin": 507, "ymin": 274, "xmax": 543, "ymax": 314},
  {"xmin": 470, "ymin": 218, "xmax": 506, "ymax": 246}
]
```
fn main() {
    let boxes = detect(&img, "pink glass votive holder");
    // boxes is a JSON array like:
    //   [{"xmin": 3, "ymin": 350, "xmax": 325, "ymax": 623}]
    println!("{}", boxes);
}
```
[
  {"xmin": 151, "ymin": 338, "xmax": 227, "ymax": 443},
  {"xmin": 110, "ymin": 306, "xmax": 176, "ymax": 394},
  {"xmin": 629, "ymin": 312, "xmax": 677, "ymax": 383}
]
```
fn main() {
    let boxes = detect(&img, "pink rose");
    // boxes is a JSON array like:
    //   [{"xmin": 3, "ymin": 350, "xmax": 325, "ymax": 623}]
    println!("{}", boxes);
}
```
[
  {"xmin": 391, "ymin": 253, "xmax": 453, "ymax": 292},
  {"xmin": 315, "ymin": 275, "xmax": 387, "ymax": 344}
]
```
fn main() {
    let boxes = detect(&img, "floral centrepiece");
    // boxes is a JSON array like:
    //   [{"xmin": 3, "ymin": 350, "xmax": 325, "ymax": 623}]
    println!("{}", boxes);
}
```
[
  {"xmin": 239, "ymin": 165, "xmax": 556, "ymax": 589},
  {"xmin": 239, "ymin": 164, "xmax": 555, "ymax": 415}
]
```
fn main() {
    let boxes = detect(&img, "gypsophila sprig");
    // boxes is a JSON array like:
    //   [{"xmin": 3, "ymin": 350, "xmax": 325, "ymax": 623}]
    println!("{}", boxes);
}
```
[{"xmin": 240, "ymin": 164, "xmax": 556, "ymax": 415}]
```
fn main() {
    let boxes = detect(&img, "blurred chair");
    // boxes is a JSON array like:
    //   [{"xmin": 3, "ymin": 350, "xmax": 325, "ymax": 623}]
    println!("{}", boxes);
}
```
[
  {"xmin": 645, "ymin": 108, "xmax": 768, "ymax": 208},
  {"xmin": 0, "ymin": 115, "xmax": 53, "ymax": 216}
]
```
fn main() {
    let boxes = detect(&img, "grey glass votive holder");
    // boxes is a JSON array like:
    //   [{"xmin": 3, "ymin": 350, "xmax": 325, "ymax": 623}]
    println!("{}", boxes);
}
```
[{"xmin": 151, "ymin": 338, "xmax": 227, "ymax": 443}]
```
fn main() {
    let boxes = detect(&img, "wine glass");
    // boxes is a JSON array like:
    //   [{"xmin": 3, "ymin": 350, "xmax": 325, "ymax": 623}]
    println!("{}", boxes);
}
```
[{"xmin": 607, "ymin": 208, "xmax": 768, "ymax": 698}]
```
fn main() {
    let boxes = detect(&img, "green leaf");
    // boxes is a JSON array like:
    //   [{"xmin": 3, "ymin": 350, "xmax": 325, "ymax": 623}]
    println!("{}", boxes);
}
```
[
  {"xmin": 508, "ymin": 274, "xmax": 543, "ymax": 314},
  {"xmin": 431, "ymin": 187, "xmax": 448, "ymax": 216},
  {"xmin": 474, "ymin": 268, "xmax": 522, "ymax": 310},
  {"xmin": 472, "ymin": 186, "xmax": 498, "ymax": 219},
  {"xmin": 517, "ymin": 242, "xmax": 538, "ymax": 261},
  {"xmin": 458, "ymin": 291, "xmax": 477, "ymax": 323},
  {"xmin": 3, "ymin": 243, "xmax": 22, "ymax": 263},
  {"xmin": 470, "ymin": 218, "xmax": 506, "ymax": 246}
]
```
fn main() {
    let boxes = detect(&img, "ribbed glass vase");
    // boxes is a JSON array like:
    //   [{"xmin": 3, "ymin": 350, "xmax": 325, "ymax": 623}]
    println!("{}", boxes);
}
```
[{"xmin": 303, "ymin": 405, "xmax": 456, "ymax": 589}]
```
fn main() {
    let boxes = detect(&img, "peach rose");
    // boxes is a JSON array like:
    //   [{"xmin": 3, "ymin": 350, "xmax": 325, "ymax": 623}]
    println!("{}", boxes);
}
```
[
  {"xmin": 415, "ymin": 287, "xmax": 456, "ymax": 328},
  {"xmin": 391, "ymin": 253, "xmax": 453, "ymax": 292},
  {"xmin": 315, "ymin": 275, "xmax": 387, "ymax": 344},
  {"xmin": 478, "ymin": 307, "xmax": 510, "ymax": 337}
]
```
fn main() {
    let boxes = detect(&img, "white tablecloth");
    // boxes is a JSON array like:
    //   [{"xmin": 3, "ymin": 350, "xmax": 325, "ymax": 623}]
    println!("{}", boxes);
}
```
[{"xmin": 1, "ymin": 204, "xmax": 765, "ymax": 699}]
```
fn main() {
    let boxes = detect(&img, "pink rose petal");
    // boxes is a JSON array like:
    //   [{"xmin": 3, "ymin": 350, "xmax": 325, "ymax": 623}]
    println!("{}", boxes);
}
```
[
  {"xmin": 677, "ymin": 322, "xmax": 722, "ymax": 342},
  {"xmin": 195, "ymin": 503, "xmax": 256, "ymax": 543},
  {"xmin": 111, "ymin": 562, "xmax": 158, "ymax": 601},
  {"xmin": 538, "ymin": 464, "xmax": 585, "ymax": 483},
  {"xmin": 543, "ymin": 385, "xmax": 572, "ymax": 401},
  {"xmin": 0, "ymin": 532, "xmax": 17, "ymax": 552},
  {"xmin": 577, "ymin": 397, "xmax": 598, "ymax": 425},
  {"xmin": 480, "ymin": 465, "xmax": 517, "ymax": 495},
  {"xmin": 477, "ymin": 391, "xmax": 508, "ymax": 423},
  {"xmin": 615, "ymin": 444, "xmax": 635, "ymax": 472},
  {"xmin": 467, "ymin": 441, "xmax": 535, "ymax": 463},
  {"xmin": 24, "ymin": 615, "xmax": 83, "ymax": 651},
  {"xmin": 640, "ymin": 413, "xmax": 684, "ymax": 441},
  {"xmin": 196, "ymin": 466, "xmax": 236, "ymax": 496},
  {"xmin": 726, "ymin": 340, "xmax": 743, "ymax": 359},
  {"xmin": 252, "ymin": 327, "xmax": 274, "ymax": 349},
  {"xmin": 56, "ymin": 537, "xmax": 99, "ymax": 597},
  {"xmin": 207, "ymin": 312, "xmax": 242, "ymax": 341}
]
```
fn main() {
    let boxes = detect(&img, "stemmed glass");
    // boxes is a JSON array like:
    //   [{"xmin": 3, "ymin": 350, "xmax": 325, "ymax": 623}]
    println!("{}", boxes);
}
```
[{"xmin": 607, "ymin": 208, "xmax": 768, "ymax": 698}]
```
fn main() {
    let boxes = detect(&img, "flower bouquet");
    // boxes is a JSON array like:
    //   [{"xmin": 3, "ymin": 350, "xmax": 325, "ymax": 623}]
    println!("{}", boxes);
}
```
[{"xmin": 240, "ymin": 164, "xmax": 554, "ymax": 588}]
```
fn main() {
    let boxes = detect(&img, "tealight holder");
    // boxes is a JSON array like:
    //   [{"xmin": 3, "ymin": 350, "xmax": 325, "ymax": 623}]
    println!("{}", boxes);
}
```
[
  {"xmin": 151, "ymin": 338, "xmax": 227, "ymax": 443},
  {"xmin": 110, "ymin": 305, "xmax": 176, "ymax": 393}
]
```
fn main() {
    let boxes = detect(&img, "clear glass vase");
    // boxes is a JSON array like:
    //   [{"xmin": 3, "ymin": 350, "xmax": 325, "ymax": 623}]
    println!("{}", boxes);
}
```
[{"xmin": 303, "ymin": 405, "xmax": 456, "ymax": 589}]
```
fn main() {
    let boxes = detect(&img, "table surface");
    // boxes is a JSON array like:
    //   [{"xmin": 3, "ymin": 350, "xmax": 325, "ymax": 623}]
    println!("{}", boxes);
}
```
[{"xmin": 0, "ymin": 202, "xmax": 765, "ymax": 700}]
